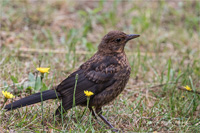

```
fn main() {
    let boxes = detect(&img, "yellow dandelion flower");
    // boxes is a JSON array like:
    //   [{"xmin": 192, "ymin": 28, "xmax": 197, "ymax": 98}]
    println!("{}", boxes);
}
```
[
  {"xmin": 2, "ymin": 91, "xmax": 15, "ymax": 99},
  {"xmin": 184, "ymin": 85, "xmax": 192, "ymax": 91},
  {"xmin": 182, "ymin": 96, "xmax": 185, "ymax": 100},
  {"xmin": 36, "ymin": 67, "xmax": 50, "ymax": 73},
  {"xmin": 84, "ymin": 90, "xmax": 94, "ymax": 97}
]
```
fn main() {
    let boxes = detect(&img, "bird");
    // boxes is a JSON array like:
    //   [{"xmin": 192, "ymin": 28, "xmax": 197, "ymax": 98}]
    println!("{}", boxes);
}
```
[{"xmin": 4, "ymin": 31, "xmax": 140, "ymax": 131}]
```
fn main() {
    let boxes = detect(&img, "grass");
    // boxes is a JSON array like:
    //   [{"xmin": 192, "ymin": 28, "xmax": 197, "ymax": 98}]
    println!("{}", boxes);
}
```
[{"xmin": 0, "ymin": 0, "xmax": 200, "ymax": 132}]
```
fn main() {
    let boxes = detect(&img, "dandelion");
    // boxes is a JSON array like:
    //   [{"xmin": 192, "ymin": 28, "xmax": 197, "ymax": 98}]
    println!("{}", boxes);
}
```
[
  {"xmin": 184, "ymin": 85, "xmax": 192, "ymax": 91},
  {"xmin": 182, "ymin": 96, "xmax": 185, "ymax": 100},
  {"xmin": 1, "ymin": 91, "xmax": 15, "ymax": 109},
  {"xmin": 84, "ymin": 90, "xmax": 94, "ymax": 97},
  {"xmin": 2, "ymin": 91, "xmax": 15, "ymax": 99},
  {"xmin": 81, "ymin": 90, "xmax": 94, "ymax": 118},
  {"xmin": 36, "ymin": 67, "xmax": 50, "ymax": 73}
]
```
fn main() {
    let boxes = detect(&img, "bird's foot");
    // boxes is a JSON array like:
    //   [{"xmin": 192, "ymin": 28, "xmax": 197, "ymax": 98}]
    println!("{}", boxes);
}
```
[{"xmin": 111, "ymin": 128, "xmax": 119, "ymax": 132}]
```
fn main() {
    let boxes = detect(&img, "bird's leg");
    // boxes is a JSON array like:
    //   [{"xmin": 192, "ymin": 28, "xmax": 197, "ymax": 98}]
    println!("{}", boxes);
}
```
[
  {"xmin": 96, "ymin": 108, "xmax": 118, "ymax": 132},
  {"xmin": 89, "ymin": 107, "xmax": 97, "ymax": 119},
  {"xmin": 55, "ymin": 105, "xmax": 62, "ymax": 116}
]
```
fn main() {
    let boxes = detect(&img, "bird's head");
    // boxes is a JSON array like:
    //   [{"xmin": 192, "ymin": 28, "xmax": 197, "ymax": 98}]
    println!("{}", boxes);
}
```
[{"xmin": 98, "ymin": 31, "xmax": 140, "ymax": 54}]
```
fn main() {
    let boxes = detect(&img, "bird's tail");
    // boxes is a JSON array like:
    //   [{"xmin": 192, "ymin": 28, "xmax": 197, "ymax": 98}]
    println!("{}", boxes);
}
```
[{"xmin": 4, "ymin": 89, "xmax": 61, "ymax": 111}]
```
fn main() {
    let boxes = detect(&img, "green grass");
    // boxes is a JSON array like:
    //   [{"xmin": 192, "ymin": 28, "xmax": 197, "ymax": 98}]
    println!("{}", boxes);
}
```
[{"xmin": 0, "ymin": 0, "xmax": 200, "ymax": 132}]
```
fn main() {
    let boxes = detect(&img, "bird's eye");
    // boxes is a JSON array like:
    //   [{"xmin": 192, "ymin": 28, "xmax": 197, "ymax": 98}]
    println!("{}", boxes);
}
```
[{"xmin": 116, "ymin": 38, "xmax": 121, "ymax": 43}]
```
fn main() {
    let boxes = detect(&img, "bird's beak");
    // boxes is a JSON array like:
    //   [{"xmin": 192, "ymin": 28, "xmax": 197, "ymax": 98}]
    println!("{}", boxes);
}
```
[{"xmin": 126, "ymin": 34, "xmax": 140, "ymax": 41}]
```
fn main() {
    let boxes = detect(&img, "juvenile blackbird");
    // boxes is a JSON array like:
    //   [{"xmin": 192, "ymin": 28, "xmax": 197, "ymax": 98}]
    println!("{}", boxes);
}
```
[{"xmin": 5, "ymin": 31, "xmax": 140, "ymax": 131}]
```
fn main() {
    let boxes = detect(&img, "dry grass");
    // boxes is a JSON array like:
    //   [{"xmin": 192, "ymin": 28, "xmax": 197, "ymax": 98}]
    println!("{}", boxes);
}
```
[{"xmin": 0, "ymin": 0, "xmax": 199, "ymax": 132}]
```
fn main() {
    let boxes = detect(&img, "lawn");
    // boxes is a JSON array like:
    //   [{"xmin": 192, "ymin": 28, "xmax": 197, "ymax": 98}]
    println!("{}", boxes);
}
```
[{"xmin": 0, "ymin": 0, "xmax": 199, "ymax": 132}]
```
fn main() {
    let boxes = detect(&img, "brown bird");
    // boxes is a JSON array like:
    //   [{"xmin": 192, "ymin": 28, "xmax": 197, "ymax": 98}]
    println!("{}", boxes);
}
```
[{"xmin": 4, "ymin": 31, "xmax": 140, "ymax": 131}]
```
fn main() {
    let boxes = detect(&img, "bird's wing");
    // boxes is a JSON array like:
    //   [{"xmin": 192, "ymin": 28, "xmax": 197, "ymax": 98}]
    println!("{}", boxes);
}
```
[{"xmin": 56, "ymin": 55, "xmax": 119, "ymax": 110}]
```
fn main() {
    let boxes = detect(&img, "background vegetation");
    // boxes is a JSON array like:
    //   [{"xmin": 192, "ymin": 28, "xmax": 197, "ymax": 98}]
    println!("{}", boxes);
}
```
[{"xmin": 0, "ymin": 0, "xmax": 199, "ymax": 132}]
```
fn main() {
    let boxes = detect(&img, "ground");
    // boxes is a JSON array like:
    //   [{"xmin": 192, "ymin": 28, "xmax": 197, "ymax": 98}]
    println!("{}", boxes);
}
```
[{"xmin": 0, "ymin": 0, "xmax": 200, "ymax": 132}]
